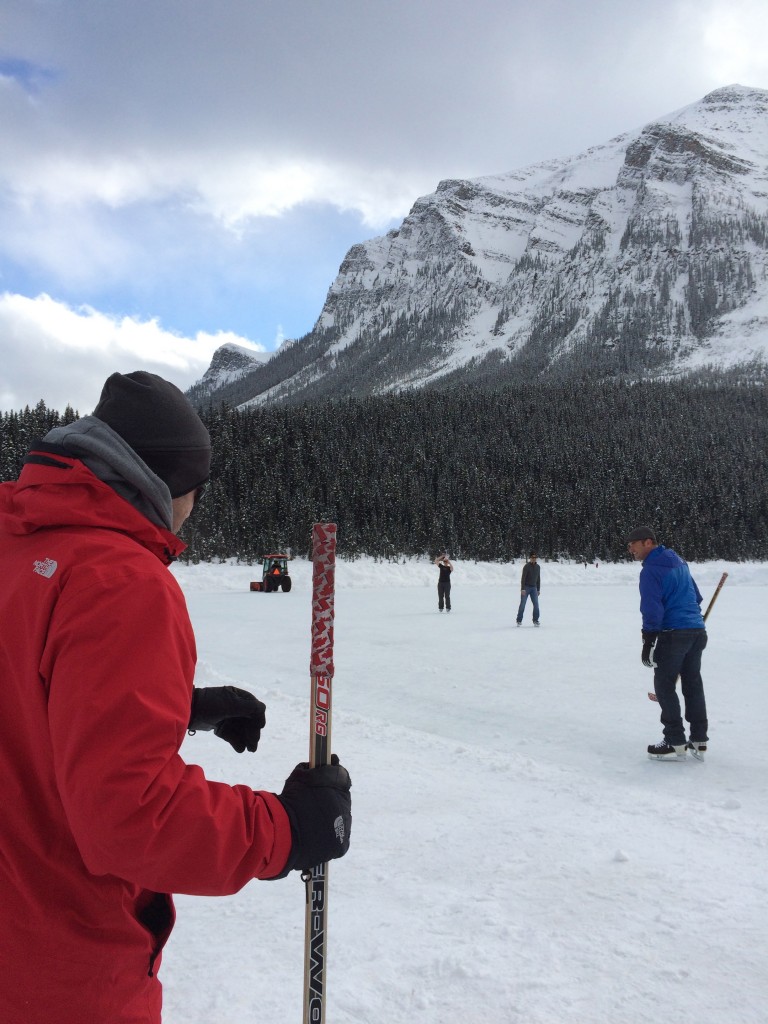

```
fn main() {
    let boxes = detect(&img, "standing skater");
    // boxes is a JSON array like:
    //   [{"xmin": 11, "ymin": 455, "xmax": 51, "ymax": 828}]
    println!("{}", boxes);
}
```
[
  {"xmin": 434, "ymin": 552, "xmax": 453, "ymax": 612},
  {"xmin": 516, "ymin": 551, "xmax": 541, "ymax": 626},
  {"xmin": 627, "ymin": 526, "xmax": 708, "ymax": 761}
]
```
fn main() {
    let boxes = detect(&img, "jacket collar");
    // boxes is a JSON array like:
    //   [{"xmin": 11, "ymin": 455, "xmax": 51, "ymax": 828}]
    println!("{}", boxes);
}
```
[{"xmin": 0, "ymin": 453, "xmax": 186, "ymax": 566}]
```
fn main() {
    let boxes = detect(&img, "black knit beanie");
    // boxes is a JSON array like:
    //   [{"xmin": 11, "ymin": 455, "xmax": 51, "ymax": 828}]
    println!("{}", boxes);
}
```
[{"xmin": 93, "ymin": 371, "xmax": 211, "ymax": 497}]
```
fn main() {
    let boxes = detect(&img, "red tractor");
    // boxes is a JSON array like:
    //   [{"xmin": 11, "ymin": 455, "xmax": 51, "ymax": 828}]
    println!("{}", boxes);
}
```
[{"xmin": 250, "ymin": 554, "xmax": 293, "ymax": 593}]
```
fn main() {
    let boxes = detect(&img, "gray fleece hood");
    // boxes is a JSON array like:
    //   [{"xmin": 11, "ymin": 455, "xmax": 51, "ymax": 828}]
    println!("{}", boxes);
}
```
[{"xmin": 43, "ymin": 416, "xmax": 174, "ymax": 531}]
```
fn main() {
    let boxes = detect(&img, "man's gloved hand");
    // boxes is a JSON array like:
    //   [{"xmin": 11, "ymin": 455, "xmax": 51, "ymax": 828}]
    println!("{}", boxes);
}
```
[
  {"xmin": 275, "ymin": 755, "xmax": 352, "ymax": 875},
  {"xmin": 188, "ymin": 686, "xmax": 266, "ymax": 753},
  {"xmin": 641, "ymin": 631, "xmax": 659, "ymax": 668}
]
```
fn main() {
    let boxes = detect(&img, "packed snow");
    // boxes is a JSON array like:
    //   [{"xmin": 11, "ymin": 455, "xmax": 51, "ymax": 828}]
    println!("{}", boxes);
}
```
[{"xmin": 163, "ymin": 556, "xmax": 768, "ymax": 1024}]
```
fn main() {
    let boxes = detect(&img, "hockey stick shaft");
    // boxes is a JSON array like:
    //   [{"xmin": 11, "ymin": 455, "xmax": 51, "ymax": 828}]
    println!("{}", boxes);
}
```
[
  {"xmin": 702, "ymin": 571, "xmax": 729, "ymax": 621},
  {"xmin": 303, "ymin": 523, "xmax": 337, "ymax": 1024},
  {"xmin": 648, "ymin": 571, "xmax": 728, "ymax": 701}
]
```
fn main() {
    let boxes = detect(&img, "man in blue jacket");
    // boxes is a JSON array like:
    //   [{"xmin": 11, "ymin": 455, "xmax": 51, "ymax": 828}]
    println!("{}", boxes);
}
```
[{"xmin": 627, "ymin": 526, "xmax": 708, "ymax": 761}]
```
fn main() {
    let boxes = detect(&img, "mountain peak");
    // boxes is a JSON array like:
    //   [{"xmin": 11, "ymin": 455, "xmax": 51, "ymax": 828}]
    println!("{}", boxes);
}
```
[
  {"xmin": 195, "ymin": 86, "xmax": 768, "ymax": 406},
  {"xmin": 186, "ymin": 341, "xmax": 269, "ymax": 406},
  {"xmin": 701, "ymin": 83, "xmax": 768, "ymax": 104}
]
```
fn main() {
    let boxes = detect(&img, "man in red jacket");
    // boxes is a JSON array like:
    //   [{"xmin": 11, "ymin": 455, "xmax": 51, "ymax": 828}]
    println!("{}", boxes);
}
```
[{"xmin": 0, "ymin": 371, "xmax": 351, "ymax": 1023}]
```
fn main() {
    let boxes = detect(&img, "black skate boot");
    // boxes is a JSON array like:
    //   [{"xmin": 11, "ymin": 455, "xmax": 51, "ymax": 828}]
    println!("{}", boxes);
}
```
[{"xmin": 647, "ymin": 739, "xmax": 687, "ymax": 762}]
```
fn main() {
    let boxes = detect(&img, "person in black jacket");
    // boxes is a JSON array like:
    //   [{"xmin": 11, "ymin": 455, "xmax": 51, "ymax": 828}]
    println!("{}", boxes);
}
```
[
  {"xmin": 434, "ymin": 552, "xmax": 453, "ymax": 612},
  {"xmin": 516, "ymin": 552, "xmax": 541, "ymax": 626}
]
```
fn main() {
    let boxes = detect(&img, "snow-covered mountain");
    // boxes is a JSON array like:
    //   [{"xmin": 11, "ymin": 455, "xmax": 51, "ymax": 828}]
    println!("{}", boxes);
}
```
[
  {"xmin": 186, "ymin": 342, "xmax": 270, "ymax": 406},
  {"xmin": 195, "ymin": 85, "xmax": 768, "ymax": 406}
]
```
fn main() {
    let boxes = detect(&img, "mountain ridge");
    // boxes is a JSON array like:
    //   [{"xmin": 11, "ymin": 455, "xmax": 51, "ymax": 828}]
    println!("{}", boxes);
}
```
[{"xmin": 191, "ymin": 84, "xmax": 768, "ymax": 407}]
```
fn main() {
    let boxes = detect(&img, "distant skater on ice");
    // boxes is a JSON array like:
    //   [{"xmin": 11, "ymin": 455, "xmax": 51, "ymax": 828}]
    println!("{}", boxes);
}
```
[
  {"xmin": 516, "ymin": 551, "xmax": 541, "ymax": 627},
  {"xmin": 434, "ymin": 551, "xmax": 453, "ymax": 612}
]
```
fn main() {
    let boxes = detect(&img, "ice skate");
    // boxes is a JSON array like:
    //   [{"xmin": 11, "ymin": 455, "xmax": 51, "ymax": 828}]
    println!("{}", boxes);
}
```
[
  {"xmin": 647, "ymin": 739, "xmax": 687, "ymax": 761},
  {"xmin": 686, "ymin": 740, "xmax": 707, "ymax": 761}
]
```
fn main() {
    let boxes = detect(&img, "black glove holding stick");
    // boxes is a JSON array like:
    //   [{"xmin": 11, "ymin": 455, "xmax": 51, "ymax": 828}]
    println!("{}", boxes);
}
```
[
  {"xmin": 641, "ymin": 631, "xmax": 658, "ymax": 669},
  {"xmin": 274, "ymin": 755, "xmax": 352, "ymax": 877},
  {"xmin": 188, "ymin": 685, "xmax": 267, "ymax": 753}
]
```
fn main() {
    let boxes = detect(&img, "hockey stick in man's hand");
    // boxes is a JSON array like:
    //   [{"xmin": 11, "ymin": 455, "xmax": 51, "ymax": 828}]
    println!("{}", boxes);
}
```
[
  {"xmin": 302, "ymin": 523, "xmax": 337, "ymax": 1024},
  {"xmin": 648, "ymin": 571, "xmax": 728, "ymax": 701}
]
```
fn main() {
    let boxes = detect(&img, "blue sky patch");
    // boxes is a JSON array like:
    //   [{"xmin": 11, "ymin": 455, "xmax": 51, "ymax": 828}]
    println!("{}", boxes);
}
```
[{"xmin": 0, "ymin": 57, "xmax": 59, "ymax": 93}]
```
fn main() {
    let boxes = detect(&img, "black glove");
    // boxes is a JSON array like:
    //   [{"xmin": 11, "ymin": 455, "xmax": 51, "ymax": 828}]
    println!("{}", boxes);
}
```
[
  {"xmin": 641, "ymin": 631, "xmax": 659, "ymax": 669},
  {"xmin": 188, "ymin": 686, "xmax": 266, "ymax": 753},
  {"xmin": 275, "ymin": 755, "xmax": 352, "ymax": 875}
]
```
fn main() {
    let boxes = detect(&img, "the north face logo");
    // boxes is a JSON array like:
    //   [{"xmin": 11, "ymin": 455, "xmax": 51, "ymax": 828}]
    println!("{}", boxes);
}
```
[
  {"xmin": 33, "ymin": 558, "xmax": 58, "ymax": 579},
  {"xmin": 333, "ymin": 815, "xmax": 345, "ymax": 844}
]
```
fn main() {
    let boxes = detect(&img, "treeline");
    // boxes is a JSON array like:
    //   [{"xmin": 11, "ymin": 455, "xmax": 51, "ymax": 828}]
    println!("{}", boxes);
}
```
[
  {"xmin": 0, "ymin": 401, "xmax": 80, "ymax": 479},
  {"xmin": 4, "ymin": 382, "xmax": 764, "ymax": 563}
]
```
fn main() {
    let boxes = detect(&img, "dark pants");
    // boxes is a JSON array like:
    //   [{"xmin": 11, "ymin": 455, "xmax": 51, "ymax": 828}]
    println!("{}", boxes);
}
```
[
  {"xmin": 516, "ymin": 587, "xmax": 540, "ymax": 624},
  {"xmin": 653, "ymin": 629, "xmax": 708, "ymax": 746},
  {"xmin": 438, "ymin": 579, "xmax": 451, "ymax": 610}
]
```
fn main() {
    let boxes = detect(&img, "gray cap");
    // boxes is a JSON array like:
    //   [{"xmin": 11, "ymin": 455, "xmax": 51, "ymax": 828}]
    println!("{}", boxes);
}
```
[{"xmin": 626, "ymin": 526, "xmax": 657, "ymax": 543}]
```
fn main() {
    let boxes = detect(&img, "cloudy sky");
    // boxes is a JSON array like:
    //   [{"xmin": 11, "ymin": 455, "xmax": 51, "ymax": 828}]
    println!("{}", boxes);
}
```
[{"xmin": 1, "ymin": 0, "xmax": 767, "ymax": 412}]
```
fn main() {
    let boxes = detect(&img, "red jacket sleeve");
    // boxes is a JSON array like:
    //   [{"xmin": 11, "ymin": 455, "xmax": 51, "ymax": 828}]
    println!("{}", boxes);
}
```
[{"xmin": 42, "ymin": 563, "xmax": 292, "ymax": 894}]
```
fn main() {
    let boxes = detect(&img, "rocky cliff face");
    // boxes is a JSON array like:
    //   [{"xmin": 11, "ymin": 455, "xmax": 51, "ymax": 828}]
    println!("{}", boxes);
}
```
[
  {"xmin": 186, "ymin": 341, "xmax": 269, "ymax": 406},
  {"xmin": 194, "ymin": 85, "xmax": 768, "ymax": 406}
]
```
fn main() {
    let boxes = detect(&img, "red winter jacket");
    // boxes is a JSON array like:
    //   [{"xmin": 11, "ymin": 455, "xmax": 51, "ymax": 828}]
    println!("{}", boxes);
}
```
[{"xmin": 0, "ymin": 453, "xmax": 292, "ymax": 1023}]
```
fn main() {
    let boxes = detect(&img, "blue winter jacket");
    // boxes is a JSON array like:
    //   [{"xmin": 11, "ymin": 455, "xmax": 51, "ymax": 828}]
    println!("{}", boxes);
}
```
[{"xmin": 638, "ymin": 545, "xmax": 705, "ymax": 632}]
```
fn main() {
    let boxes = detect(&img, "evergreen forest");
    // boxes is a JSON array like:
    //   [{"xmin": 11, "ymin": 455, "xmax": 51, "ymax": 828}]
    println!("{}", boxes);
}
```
[{"xmin": 1, "ymin": 382, "xmax": 766, "ymax": 564}]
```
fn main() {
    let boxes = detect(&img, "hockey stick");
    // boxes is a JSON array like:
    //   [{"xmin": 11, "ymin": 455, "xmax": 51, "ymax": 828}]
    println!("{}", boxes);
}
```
[
  {"xmin": 302, "ymin": 523, "xmax": 337, "ymax": 1024},
  {"xmin": 647, "ymin": 571, "xmax": 728, "ymax": 701}
]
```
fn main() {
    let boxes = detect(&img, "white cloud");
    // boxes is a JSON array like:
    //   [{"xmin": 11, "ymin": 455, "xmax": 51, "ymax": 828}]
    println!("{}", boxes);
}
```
[
  {"xmin": 4, "ymin": 3, "xmax": 766, "ymax": 231},
  {"xmin": 1, "ymin": 0, "xmax": 767, "ymax": 406},
  {"xmin": 7, "ymin": 0, "xmax": 764, "ymax": 235},
  {"xmin": 0, "ymin": 292, "xmax": 265, "ymax": 412},
  {"xmin": 697, "ymin": 1, "xmax": 768, "ymax": 84},
  {"xmin": 1, "ymin": 146, "xmax": 429, "ymax": 234},
  {"xmin": 190, "ymin": 158, "xmax": 424, "ymax": 230}
]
